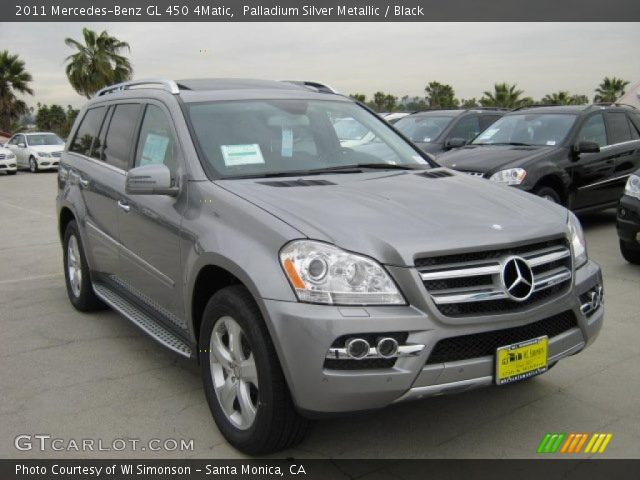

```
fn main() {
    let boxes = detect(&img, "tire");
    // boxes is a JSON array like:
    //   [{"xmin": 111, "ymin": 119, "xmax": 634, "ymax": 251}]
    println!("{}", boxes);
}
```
[
  {"xmin": 29, "ymin": 156, "xmax": 39, "ymax": 173},
  {"xmin": 534, "ymin": 186, "xmax": 562, "ymax": 205},
  {"xmin": 199, "ymin": 285, "xmax": 309, "ymax": 454},
  {"xmin": 63, "ymin": 220, "xmax": 105, "ymax": 311},
  {"xmin": 620, "ymin": 239, "xmax": 640, "ymax": 265}
]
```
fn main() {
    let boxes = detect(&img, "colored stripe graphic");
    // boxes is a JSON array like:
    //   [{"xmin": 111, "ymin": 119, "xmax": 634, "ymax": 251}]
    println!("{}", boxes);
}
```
[
  {"xmin": 537, "ymin": 433, "xmax": 565, "ymax": 453},
  {"xmin": 585, "ymin": 433, "xmax": 613, "ymax": 454},
  {"xmin": 539, "ymin": 433, "xmax": 613, "ymax": 454}
]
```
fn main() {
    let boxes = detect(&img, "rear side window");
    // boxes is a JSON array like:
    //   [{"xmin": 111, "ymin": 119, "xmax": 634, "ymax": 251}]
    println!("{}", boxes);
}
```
[
  {"xmin": 606, "ymin": 112, "xmax": 633, "ymax": 144},
  {"xmin": 480, "ymin": 115, "xmax": 502, "ymax": 131},
  {"xmin": 103, "ymin": 104, "xmax": 142, "ymax": 170},
  {"xmin": 450, "ymin": 116, "xmax": 481, "ymax": 141},
  {"xmin": 577, "ymin": 114, "xmax": 608, "ymax": 147},
  {"xmin": 134, "ymin": 105, "xmax": 179, "ymax": 176},
  {"xmin": 70, "ymin": 107, "xmax": 106, "ymax": 157}
]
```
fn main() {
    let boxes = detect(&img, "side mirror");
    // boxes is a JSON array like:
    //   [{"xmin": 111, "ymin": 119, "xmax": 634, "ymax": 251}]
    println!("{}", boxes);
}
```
[
  {"xmin": 18, "ymin": 143, "xmax": 26, "ymax": 148},
  {"xmin": 125, "ymin": 164, "xmax": 178, "ymax": 196},
  {"xmin": 574, "ymin": 141, "xmax": 600, "ymax": 155},
  {"xmin": 445, "ymin": 137, "xmax": 467, "ymax": 150}
]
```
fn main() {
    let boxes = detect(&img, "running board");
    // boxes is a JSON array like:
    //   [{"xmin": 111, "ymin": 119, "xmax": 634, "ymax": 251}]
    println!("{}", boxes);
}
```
[{"xmin": 93, "ymin": 282, "xmax": 193, "ymax": 359}]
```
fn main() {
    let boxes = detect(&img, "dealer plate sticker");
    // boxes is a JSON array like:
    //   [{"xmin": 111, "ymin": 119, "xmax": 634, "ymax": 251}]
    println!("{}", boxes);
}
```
[
  {"xmin": 221, "ymin": 144, "xmax": 265, "ymax": 167},
  {"xmin": 496, "ymin": 336, "xmax": 548, "ymax": 385}
]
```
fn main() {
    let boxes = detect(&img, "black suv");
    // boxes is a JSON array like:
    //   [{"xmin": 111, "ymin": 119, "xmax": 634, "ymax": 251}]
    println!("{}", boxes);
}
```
[
  {"xmin": 617, "ymin": 168, "xmax": 640, "ymax": 263},
  {"xmin": 437, "ymin": 104, "xmax": 640, "ymax": 212},
  {"xmin": 394, "ymin": 109, "xmax": 505, "ymax": 156}
]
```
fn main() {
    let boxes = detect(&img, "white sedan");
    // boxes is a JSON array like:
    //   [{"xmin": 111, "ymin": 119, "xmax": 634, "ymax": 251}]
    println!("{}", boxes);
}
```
[
  {"xmin": 0, "ymin": 146, "xmax": 17, "ymax": 175},
  {"xmin": 5, "ymin": 132, "xmax": 65, "ymax": 172}
]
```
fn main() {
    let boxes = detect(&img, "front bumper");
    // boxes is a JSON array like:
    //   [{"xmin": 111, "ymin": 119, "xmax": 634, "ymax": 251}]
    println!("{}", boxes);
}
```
[
  {"xmin": 0, "ymin": 160, "xmax": 17, "ymax": 172},
  {"xmin": 36, "ymin": 157, "xmax": 60, "ymax": 169},
  {"xmin": 617, "ymin": 195, "xmax": 640, "ymax": 245},
  {"xmin": 261, "ymin": 260, "xmax": 603, "ymax": 415}
]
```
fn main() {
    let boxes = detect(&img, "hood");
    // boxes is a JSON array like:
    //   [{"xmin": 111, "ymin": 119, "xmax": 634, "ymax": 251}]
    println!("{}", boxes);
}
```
[
  {"xmin": 437, "ymin": 144, "xmax": 560, "ymax": 173},
  {"xmin": 30, "ymin": 145, "xmax": 64, "ymax": 153},
  {"xmin": 0, "ymin": 147, "xmax": 13, "ymax": 155},
  {"xmin": 218, "ymin": 170, "xmax": 569, "ymax": 266}
]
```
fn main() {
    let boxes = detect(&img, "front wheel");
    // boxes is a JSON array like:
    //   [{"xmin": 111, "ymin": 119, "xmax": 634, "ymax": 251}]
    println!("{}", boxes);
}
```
[
  {"xmin": 29, "ymin": 157, "xmax": 39, "ymax": 173},
  {"xmin": 199, "ymin": 285, "xmax": 309, "ymax": 454},
  {"xmin": 533, "ymin": 186, "xmax": 562, "ymax": 204},
  {"xmin": 620, "ymin": 239, "xmax": 640, "ymax": 264}
]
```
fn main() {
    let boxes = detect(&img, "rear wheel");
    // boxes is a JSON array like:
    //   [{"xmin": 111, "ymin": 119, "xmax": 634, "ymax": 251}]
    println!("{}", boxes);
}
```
[
  {"xmin": 620, "ymin": 239, "xmax": 640, "ymax": 264},
  {"xmin": 534, "ymin": 186, "xmax": 562, "ymax": 205},
  {"xmin": 199, "ymin": 285, "xmax": 309, "ymax": 454},
  {"xmin": 29, "ymin": 156, "xmax": 39, "ymax": 173},
  {"xmin": 63, "ymin": 220, "xmax": 104, "ymax": 311}
]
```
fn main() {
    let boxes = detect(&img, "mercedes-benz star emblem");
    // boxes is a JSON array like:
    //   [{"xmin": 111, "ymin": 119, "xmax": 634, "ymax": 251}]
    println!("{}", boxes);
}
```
[{"xmin": 501, "ymin": 256, "xmax": 534, "ymax": 301}]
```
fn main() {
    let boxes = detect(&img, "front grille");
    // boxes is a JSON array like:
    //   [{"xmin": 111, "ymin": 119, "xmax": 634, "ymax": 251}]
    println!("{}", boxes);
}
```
[
  {"xmin": 461, "ymin": 171, "xmax": 485, "ymax": 178},
  {"xmin": 417, "ymin": 238, "xmax": 572, "ymax": 317},
  {"xmin": 0, "ymin": 154, "xmax": 5, "ymax": 160},
  {"xmin": 426, "ymin": 310, "xmax": 577, "ymax": 364}
]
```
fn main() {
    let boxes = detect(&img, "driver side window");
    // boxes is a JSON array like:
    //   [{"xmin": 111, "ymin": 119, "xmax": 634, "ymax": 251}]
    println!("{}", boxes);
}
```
[
  {"xmin": 134, "ymin": 105, "xmax": 179, "ymax": 177},
  {"xmin": 578, "ymin": 114, "xmax": 608, "ymax": 147}
]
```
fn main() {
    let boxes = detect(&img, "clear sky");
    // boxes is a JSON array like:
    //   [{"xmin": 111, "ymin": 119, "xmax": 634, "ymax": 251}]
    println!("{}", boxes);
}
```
[{"xmin": 2, "ymin": 22, "xmax": 639, "ymax": 108}]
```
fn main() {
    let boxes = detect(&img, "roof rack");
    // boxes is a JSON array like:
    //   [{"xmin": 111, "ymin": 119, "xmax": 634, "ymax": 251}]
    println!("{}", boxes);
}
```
[
  {"xmin": 95, "ymin": 78, "xmax": 181, "ymax": 97},
  {"xmin": 282, "ymin": 80, "xmax": 338, "ymax": 94},
  {"xmin": 589, "ymin": 102, "xmax": 637, "ymax": 110}
]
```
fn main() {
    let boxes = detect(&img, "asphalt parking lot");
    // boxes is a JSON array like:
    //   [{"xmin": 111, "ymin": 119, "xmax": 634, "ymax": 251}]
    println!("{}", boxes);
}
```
[{"xmin": 1, "ymin": 170, "xmax": 639, "ymax": 461}]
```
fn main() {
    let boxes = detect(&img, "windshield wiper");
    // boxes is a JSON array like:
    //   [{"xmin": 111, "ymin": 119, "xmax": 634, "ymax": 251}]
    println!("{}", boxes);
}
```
[
  {"xmin": 306, "ymin": 163, "xmax": 426, "ymax": 174},
  {"xmin": 475, "ymin": 142, "xmax": 533, "ymax": 147}
]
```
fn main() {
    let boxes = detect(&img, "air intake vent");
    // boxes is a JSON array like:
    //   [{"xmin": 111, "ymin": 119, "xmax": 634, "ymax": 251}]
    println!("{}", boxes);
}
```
[
  {"xmin": 419, "ymin": 170, "xmax": 455, "ymax": 179},
  {"xmin": 258, "ymin": 179, "xmax": 336, "ymax": 187}
]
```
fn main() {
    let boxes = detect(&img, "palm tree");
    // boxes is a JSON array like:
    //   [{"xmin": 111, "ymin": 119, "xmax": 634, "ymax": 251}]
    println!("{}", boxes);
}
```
[
  {"xmin": 64, "ymin": 28, "xmax": 133, "ymax": 98},
  {"xmin": 594, "ymin": 77, "xmax": 629, "ymax": 103},
  {"xmin": 541, "ymin": 91, "xmax": 572, "ymax": 105},
  {"xmin": 480, "ymin": 83, "xmax": 533, "ymax": 109},
  {"xmin": 0, "ymin": 50, "xmax": 33, "ymax": 131}
]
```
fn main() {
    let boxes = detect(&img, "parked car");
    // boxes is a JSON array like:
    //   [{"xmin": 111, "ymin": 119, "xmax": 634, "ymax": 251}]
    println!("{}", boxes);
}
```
[
  {"xmin": 617, "ymin": 169, "xmax": 640, "ymax": 263},
  {"xmin": 5, "ymin": 132, "xmax": 65, "ymax": 172},
  {"xmin": 437, "ymin": 104, "xmax": 640, "ymax": 212},
  {"xmin": 58, "ymin": 78, "xmax": 603, "ymax": 454},
  {"xmin": 394, "ymin": 109, "xmax": 505, "ymax": 156},
  {"xmin": 0, "ymin": 145, "xmax": 17, "ymax": 175}
]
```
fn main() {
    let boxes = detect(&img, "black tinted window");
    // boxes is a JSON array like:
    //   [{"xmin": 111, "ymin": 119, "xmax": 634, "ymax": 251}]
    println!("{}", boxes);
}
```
[
  {"xmin": 606, "ymin": 112, "xmax": 632, "ymax": 144},
  {"xmin": 450, "ymin": 116, "xmax": 481, "ymax": 141},
  {"xmin": 578, "ymin": 114, "xmax": 608, "ymax": 147},
  {"xmin": 70, "ymin": 107, "xmax": 106, "ymax": 157},
  {"xmin": 103, "ymin": 104, "xmax": 142, "ymax": 170},
  {"xmin": 480, "ymin": 115, "xmax": 501, "ymax": 131}
]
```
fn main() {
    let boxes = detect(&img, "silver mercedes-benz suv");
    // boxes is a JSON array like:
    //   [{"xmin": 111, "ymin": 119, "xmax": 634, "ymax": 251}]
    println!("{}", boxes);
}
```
[{"xmin": 57, "ymin": 78, "xmax": 604, "ymax": 454}]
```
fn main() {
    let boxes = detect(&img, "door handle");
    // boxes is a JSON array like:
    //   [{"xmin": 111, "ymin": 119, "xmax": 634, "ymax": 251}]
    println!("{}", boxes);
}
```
[
  {"xmin": 117, "ymin": 200, "xmax": 131, "ymax": 212},
  {"xmin": 78, "ymin": 177, "xmax": 89, "ymax": 188}
]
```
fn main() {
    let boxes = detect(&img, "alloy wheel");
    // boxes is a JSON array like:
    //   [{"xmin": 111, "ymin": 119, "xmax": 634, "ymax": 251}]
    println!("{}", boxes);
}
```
[
  {"xmin": 209, "ymin": 316, "xmax": 259, "ymax": 430},
  {"xmin": 67, "ymin": 235, "xmax": 82, "ymax": 298}
]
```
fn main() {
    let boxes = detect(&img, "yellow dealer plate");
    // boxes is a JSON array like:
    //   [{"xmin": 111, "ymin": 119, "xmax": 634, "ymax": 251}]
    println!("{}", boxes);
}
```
[{"xmin": 496, "ymin": 336, "xmax": 548, "ymax": 385}]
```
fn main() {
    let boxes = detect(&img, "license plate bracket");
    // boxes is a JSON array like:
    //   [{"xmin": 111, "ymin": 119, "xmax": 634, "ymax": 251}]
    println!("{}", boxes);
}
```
[{"xmin": 496, "ymin": 335, "xmax": 548, "ymax": 385}]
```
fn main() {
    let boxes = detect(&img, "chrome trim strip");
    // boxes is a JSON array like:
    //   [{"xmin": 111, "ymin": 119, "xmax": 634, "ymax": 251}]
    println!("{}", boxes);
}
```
[
  {"xmin": 66, "ymin": 152, "xmax": 126, "ymax": 175},
  {"xmin": 533, "ymin": 269, "xmax": 572, "ymax": 292},
  {"xmin": 326, "ymin": 344, "xmax": 425, "ymax": 361},
  {"xmin": 432, "ymin": 290, "xmax": 508, "ymax": 305},
  {"xmin": 420, "ymin": 263, "xmax": 501, "ymax": 280},
  {"xmin": 393, "ymin": 376, "xmax": 494, "ymax": 403},
  {"xmin": 96, "ymin": 78, "xmax": 180, "ymax": 97},
  {"xmin": 525, "ymin": 249, "xmax": 570, "ymax": 266},
  {"xmin": 578, "ymin": 173, "xmax": 631, "ymax": 190}
]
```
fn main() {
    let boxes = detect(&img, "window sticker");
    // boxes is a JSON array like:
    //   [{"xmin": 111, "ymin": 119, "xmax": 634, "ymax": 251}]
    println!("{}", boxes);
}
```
[
  {"xmin": 422, "ymin": 137, "xmax": 431, "ymax": 142},
  {"xmin": 478, "ymin": 128, "xmax": 498, "ymax": 140},
  {"xmin": 281, "ymin": 128, "xmax": 293, "ymax": 157},
  {"xmin": 140, "ymin": 133, "xmax": 169, "ymax": 165},
  {"xmin": 221, "ymin": 144, "xmax": 265, "ymax": 166},
  {"xmin": 546, "ymin": 140, "xmax": 556, "ymax": 146}
]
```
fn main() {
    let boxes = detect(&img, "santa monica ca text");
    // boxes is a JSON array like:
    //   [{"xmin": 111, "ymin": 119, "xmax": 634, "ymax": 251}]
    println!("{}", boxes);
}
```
[{"xmin": 16, "ymin": 463, "xmax": 306, "ymax": 476}]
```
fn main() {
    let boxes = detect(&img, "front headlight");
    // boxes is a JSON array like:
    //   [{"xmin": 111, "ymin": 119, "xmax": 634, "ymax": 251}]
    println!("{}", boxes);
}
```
[
  {"xmin": 567, "ymin": 212, "xmax": 587, "ymax": 269},
  {"xmin": 624, "ymin": 174, "xmax": 640, "ymax": 200},
  {"xmin": 37, "ymin": 152, "xmax": 51, "ymax": 158},
  {"xmin": 489, "ymin": 168, "xmax": 527, "ymax": 185},
  {"xmin": 7, "ymin": 153, "xmax": 15, "ymax": 159},
  {"xmin": 279, "ymin": 240, "xmax": 405, "ymax": 305}
]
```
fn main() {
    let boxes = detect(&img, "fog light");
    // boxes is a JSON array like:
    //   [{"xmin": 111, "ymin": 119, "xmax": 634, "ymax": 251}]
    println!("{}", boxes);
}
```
[
  {"xmin": 580, "ymin": 285, "xmax": 603, "ymax": 316},
  {"xmin": 345, "ymin": 338, "xmax": 370, "ymax": 359}
]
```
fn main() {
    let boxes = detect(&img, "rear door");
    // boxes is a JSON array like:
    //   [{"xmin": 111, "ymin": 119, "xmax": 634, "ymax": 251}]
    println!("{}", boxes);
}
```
[
  {"xmin": 66, "ymin": 105, "xmax": 125, "ymax": 280},
  {"xmin": 604, "ymin": 111, "xmax": 640, "ymax": 197},
  {"xmin": 116, "ymin": 102, "xmax": 187, "ymax": 331},
  {"xmin": 569, "ymin": 112, "xmax": 618, "ymax": 210}
]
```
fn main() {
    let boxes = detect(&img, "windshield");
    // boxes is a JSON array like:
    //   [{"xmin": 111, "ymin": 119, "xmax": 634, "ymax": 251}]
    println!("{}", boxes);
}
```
[
  {"xmin": 187, "ymin": 100, "xmax": 430, "ymax": 178},
  {"xmin": 473, "ymin": 113, "xmax": 577, "ymax": 146},
  {"xmin": 26, "ymin": 134, "xmax": 64, "ymax": 146},
  {"xmin": 333, "ymin": 118, "xmax": 369, "ymax": 141},
  {"xmin": 394, "ymin": 115, "xmax": 453, "ymax": 143}
]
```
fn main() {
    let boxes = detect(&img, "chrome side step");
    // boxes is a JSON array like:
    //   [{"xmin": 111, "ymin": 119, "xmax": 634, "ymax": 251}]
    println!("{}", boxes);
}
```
[{"xmin": 93, "ymin": 282, "xmax": 193, "ymax": 358}]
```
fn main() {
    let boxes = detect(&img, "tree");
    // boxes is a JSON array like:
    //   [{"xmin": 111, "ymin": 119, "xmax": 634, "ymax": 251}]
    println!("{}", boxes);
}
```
[
  {"xmin": 460, "ymin": 98, "xmax": 479, "ymax": 108},
  {"xmin": 35, "ymin": 103, "xmax": 67, "ymax": 133},
  {"xmin": 424, "ymin": 81, "xmax": 459, "ymax": 109},
  {"xmin": 383, "ymin": 94, "xmax": 397, "ymax": 112},
  {"xmin": 541, "ymin": 91, "xmax": 590, "ymax": 105},
  {"xmin": 64, "ymin": 28, "xmax": 133, "ymax": 98},
  {"xmin": 349, "ymin": 93, "xmax": 366, "ymax": 103},
  {"xmin": 62, "ymin": 105, "xmax": 80, "ymax": 138},
  {"xmin": 372, "ymin": 91, "xmax": 387, "ymax": 112},
  {"xmin": 0, "ymin": 50, "xmax": 34, "ymax": 131},
  {"xmin": 594, "ymin": 77, "xmax": 629, "ymax": 103},
  {"xmin": 480, "ymin": 83, "xmax": 533, "ymax": 108}
]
